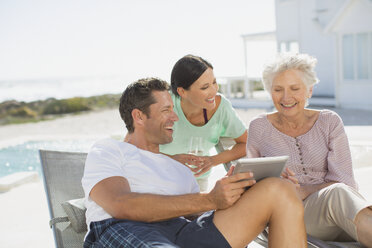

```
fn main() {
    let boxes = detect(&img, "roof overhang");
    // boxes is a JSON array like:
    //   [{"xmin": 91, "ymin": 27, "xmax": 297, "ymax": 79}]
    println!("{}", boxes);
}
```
[{"xmin": 241, "ymin": 31, "xmax": 276, "ymax": 41}]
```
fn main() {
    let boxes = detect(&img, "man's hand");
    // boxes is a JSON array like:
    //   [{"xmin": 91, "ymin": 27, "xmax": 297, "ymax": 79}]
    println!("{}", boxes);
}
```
[{"xmin": 207, "ymin": 166, "xmax": 256, "ymax": 210}]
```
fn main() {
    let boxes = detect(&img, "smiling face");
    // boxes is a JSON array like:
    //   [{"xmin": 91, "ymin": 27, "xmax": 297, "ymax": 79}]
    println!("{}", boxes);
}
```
[
  {"xmin": 143, "ymin": 90, "xmax": 179, "ymax": 145},
  {"xmin": 178, "ymin": 68, "xmax": 219, "ymax": 110},
  {"xmin": 271, "ymin": 69, "xmax": 312, "ymax": 117}
]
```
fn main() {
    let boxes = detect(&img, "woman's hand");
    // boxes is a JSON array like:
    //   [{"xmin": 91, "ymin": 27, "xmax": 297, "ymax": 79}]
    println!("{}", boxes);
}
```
[
  {"xmin": 281, "ymin": 167, "xmax": 299, "ymax": 187},
  {"xmin": 170, "ymin": 154, "xmax": 204, "ymax": 173},
  {"xmin": 194, "ymin": 156, "xmax": 216, "ymax": 176},
  {"xmin": 281, "ymin": 168, "xmax": 316, "ymax": 200}
]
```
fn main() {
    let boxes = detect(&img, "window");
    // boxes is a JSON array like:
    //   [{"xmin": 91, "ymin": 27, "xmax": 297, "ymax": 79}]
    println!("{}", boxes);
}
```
[
  {"xmin": 357, "ymin": 33, "xmax": 369, "ymax": 79},
  {"xmin": 342, "ymin": 32, "xmax": 372, "ymax": 80},
  {"xmin": 342, "ymin": 35, "xmax": 354, "ymax": 79},
  {"xmin": 279, "ymin": 41, "xmax": 299, "ymax": 53}
]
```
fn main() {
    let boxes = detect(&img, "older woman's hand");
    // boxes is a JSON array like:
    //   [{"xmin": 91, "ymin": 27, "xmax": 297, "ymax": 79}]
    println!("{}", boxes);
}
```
[
  {"xmin": 281, "ymin": 168, "xmax": 319, "ymax": 200},
  {"xmin": 281, "ymin": 167, "xmax": 300, "ymax": 188}
]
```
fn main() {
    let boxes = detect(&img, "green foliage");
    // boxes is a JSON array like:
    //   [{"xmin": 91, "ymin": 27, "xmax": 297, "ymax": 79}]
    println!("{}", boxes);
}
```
[
  {"xmin": 9, "ymin": 106, "xmax": 38, "ymax": 118},
  {"xmin": 42, "ymin": 97, "xmax": 91, "ymax": 115},
  {"xmin": 85, "ymin": 94, "xmax": 120, "ymax": 109},
  {"xmin": 0, "ymin": 93, "xmax": 121, "ymax": 125}
]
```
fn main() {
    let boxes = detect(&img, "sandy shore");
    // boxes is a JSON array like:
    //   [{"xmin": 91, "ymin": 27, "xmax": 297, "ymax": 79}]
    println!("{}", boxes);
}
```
[
  {"xmin": 0, "ymin": 109, "xmax": 126, "ymax": 149},
  {"xmin": 0, "ymin": 107, "xmax": 371, "ymax": 248},
  {"xmin": 0, "ymin": 108, "xmax": 266, "ymax": 148}
]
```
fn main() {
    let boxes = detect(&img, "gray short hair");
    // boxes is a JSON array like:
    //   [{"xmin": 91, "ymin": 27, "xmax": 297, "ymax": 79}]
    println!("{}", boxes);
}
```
[{"xmin": 262, "ymin": 53, "xmax": 319, "ymax": 92}]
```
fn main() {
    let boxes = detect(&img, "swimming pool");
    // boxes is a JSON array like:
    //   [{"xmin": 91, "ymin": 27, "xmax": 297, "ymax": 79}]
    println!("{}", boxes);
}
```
[
  {"xmin": 0, "ymin": 139, "xmax": 97, "ymax": 178},
  {"xmin": 1, "ymin": 139, "xmax": 370, "ymax": 179}
]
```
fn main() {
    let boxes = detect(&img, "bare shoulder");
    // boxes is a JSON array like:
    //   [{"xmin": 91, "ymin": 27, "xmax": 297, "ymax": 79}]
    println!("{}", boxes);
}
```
[
  {"xmin": 215, "ymin": 94, "xmax": 222, "ymax": 109},
  {"xmin": 211, "ymin": 94, "xmax": 222, "ymax": 114}
]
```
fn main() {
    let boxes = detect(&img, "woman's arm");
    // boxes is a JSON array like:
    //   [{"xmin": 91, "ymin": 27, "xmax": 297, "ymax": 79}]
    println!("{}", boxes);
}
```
[
  {"xmin": 194, "ymin": 130, "xmax": 247, "ymax": 176},
  {"xmin": 324, "ymin": 112, "xmax": 357, "ymax": 189},
  {"xmin": 297, "ymin": 182, "xmax": 337, "ymax": 200},
  {"xmin": 163, "ymin": 153, "xmax": 204, "ymax": 172},
  {"xmin": 281, "ymin": 168, "xmax": 337, "ymax": 200}
]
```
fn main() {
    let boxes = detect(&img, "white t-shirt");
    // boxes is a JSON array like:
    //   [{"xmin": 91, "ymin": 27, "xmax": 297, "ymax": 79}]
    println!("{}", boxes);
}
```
[{"xmin": 82, "ymin": 138, "xmax": 200, "ymax": 228}]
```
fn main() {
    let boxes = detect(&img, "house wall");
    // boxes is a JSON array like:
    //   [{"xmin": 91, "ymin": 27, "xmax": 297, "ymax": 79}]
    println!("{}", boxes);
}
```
[
  {"xmin": 275, "ymin": 0, "xmax": 372, "ymax": 109},
  {"xmin": 275, "ymin": 0, "xmax": 346, "ymax": 97},
  {"xmin": 333, "ymin": 0, "xmax": 372, "ymax": 109},
  {"xmin": 331, "ymin": 0, "xmax": 372, "ymax": 33},
  {"xmin": 275, "ymin": 1, "xmax": 299, "ymax": 41}
]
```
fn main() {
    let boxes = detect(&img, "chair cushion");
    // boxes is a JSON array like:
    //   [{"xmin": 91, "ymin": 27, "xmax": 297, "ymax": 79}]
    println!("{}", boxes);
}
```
[{"xmin": 61, "ymin": 198, "xmax": 87, "ymax": 233}]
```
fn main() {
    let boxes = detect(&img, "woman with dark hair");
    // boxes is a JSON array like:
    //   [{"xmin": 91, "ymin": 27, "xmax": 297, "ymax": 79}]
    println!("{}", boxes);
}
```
[{"xmin": 160, "ymin": 55, "xmax": 247, "ymax": 191}]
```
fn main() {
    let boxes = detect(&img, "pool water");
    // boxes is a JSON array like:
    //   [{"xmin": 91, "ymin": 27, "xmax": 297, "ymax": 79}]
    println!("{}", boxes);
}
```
[
  {"xmin": 1, "ymin": 139, "xmax": 370, "ymax": 178},
  {"xmin": 0, "ymin": 139, "xmax": 97, "ymax": 178}
]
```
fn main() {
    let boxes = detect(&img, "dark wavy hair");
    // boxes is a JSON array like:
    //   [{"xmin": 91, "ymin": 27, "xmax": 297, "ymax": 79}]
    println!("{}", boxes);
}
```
[{"xmin": 170, "ymin": 54, "xmax": 213, "ymax": 97}]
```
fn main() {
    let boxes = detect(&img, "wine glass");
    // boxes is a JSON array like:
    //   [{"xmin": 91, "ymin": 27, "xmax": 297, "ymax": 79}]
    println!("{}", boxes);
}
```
[
  {"xmin": 188, "ymin": 136, "xmax": 204, "ymax": 171},
  {"xmin": 188, "ymin": 136, "xmax": 204, "ymax": 156}
]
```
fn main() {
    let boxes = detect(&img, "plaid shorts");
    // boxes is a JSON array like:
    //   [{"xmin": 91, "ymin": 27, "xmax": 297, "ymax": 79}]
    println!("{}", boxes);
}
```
[{"xmin": 84, "ymin": 211, "xmax": 230, "ymax": 248}]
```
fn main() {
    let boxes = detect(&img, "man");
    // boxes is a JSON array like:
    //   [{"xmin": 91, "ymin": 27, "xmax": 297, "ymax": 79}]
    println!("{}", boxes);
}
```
[{"xmin": 82, "ymin": 77, "xmax": 307, "ymax": 247}]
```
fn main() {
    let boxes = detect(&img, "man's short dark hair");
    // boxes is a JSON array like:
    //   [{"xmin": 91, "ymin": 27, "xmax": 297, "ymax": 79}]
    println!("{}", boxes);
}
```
[{"xmin": 119, "ymin": 77, "xmax": 170, "ymax": 133}]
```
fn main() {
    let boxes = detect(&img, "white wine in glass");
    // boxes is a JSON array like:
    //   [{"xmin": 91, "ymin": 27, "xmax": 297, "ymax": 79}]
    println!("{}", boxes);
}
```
[{"xmin": 188, "ymin": 137, "xmax": 204, "ymax": 156}]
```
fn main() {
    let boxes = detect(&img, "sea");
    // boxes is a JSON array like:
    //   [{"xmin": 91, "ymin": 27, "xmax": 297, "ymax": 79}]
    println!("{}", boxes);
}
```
[
  {"xmin": 0, "ymin": 76, "xmax": 129, "ymax": 103},
  {"xmin": 0, "ymin": 76, "xmax": 129, "ymax": 178}
]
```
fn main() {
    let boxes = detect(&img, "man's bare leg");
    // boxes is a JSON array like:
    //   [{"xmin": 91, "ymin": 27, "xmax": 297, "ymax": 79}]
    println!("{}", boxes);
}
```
[
  {"xmin": 213, "ymin": 177, "xmax": 307, "ymax": 248},
  {"xmin": 355, "ymin": 207, "xmax": 372, "ymax": 247}
]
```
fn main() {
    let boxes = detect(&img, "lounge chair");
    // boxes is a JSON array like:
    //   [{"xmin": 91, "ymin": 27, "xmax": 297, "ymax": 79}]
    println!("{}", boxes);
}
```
[
  {"xmin": 40, "ymin": 150, "xmax": 87, "ymax": 248},
  {"xmin": 217, "ymin": 137, "xmax": 363, "ymax": 248},
  {"xmin": 40, "ymin": 143, "xmax": 362, "ymax": 248}
]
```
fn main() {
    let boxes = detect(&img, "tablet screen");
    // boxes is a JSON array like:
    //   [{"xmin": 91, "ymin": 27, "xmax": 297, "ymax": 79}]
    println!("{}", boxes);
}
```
[{"xmin": 232, "ymin": 156, "xmax": 289, "ymax": 181}]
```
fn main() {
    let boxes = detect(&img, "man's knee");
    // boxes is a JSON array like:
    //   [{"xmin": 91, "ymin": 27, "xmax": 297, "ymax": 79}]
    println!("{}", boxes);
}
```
[
  {"xmin": 256, "ymin": 177, "xmax": 302, "ymax": 207},
  {"xmin": 259, "ymin": 177, "xmax": 296, "ymax": 195}
]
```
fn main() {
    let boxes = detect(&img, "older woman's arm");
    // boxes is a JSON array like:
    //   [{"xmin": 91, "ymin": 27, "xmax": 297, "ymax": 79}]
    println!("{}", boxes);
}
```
[
  {"xmin": 296, "ymin": 182, "xmax": 336, "ymax": 200},
  {"xmin": 324, "ymin": 112, "xmax": 357, "ymax": 189},
  {"xmin": 291, "ymin": 112, "xmax": 356, "ymax": 200},
  {"xmin": 281, "ymin": 168, "xmax": 337, "ymax": 200}
]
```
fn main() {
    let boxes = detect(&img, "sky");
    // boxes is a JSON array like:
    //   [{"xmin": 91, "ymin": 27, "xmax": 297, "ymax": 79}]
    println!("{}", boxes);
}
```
[{"xmin": 0, "ymin": 0, "xmax": 276, "ymax": 82}]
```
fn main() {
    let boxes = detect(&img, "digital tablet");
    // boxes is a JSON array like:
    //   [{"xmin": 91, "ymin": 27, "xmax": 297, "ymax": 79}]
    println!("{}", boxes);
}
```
[{"xmin": 233, "ymin": 156, "xmax": 289, "ymax": 181}]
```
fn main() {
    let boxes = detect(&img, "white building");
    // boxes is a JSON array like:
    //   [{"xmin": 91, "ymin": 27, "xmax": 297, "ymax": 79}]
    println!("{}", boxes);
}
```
[{"xmin": 243, "ymin": 0, "xmax": 372, "ymax": 110}]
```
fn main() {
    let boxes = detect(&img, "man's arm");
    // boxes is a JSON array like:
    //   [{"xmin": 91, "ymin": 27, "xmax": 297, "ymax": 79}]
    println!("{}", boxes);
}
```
[{"xmin": 90, "ymin": 170, "xmax": 255, "ymax": 222}]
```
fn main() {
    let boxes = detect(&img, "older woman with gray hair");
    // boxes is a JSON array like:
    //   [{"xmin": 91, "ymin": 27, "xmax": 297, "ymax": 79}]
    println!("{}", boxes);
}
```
[{"xmin": 247, "ymin": 53, "xmax": 372, "ymax": 246}]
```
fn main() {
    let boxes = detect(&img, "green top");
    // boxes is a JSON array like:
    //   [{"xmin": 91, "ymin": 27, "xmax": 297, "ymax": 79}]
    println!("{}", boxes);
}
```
[{"xmin": 160, "ymin": 93, "xmax": 247, "ymax": 179}]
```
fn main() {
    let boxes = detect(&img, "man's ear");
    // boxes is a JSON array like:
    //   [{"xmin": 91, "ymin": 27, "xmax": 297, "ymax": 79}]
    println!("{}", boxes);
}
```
[
  {"xmin": 132, "ymin": 109, "xmax": 145, "ymax": 127},
  {"xmin": 177, "ymin": 87, "xmax": 186, "ymax": 98}
]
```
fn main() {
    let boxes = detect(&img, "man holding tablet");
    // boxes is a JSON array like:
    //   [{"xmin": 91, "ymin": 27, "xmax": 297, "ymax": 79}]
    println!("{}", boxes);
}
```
[
  {"xmin": 233, "ymin": 156, "xmax": 289, "ymax": 182},
  {"xmin": 82, "ymin": 78, "xmax": 307, "ymax": 248}
]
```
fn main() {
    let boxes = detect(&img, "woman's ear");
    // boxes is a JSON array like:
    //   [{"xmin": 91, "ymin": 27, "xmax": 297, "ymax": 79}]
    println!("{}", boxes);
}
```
[
  {"xmin": 177, "ymin": 87, "xmax": 186, "ymax": 97},
  {"xmin": 308, "ymin": 86, "xmax": 313, "ymax": 98}
]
